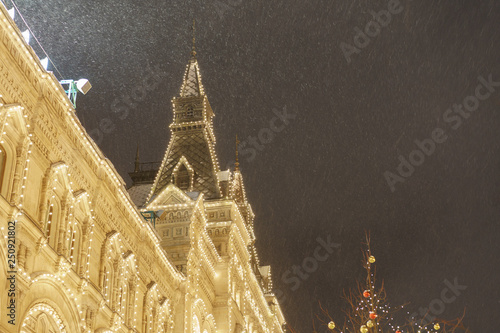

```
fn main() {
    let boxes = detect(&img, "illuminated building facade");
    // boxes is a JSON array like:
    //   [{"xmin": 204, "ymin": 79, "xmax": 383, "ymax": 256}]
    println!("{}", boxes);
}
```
[{"xmin": 0, "ymin": 4, "xmax": 285, "ymax": 333}]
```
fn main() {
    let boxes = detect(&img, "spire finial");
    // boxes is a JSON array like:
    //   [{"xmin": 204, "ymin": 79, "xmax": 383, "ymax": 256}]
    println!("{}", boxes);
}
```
[
  {"xmin": 191, "ymin": 19, "xmax": 196, "ymax": 58},
  {"xmin": 134, "ymin": 142, "xmax": 140, "ymax": 172},
  {"xmin": 235, "ymin": 134, "xmax": 240, "ymax": 171}
]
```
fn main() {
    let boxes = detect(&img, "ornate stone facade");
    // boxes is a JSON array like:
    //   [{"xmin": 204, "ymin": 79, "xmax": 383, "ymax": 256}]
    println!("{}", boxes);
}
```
[{"xmin": 0, "ymin": 4, "xmax": 285, "ymax": 333}]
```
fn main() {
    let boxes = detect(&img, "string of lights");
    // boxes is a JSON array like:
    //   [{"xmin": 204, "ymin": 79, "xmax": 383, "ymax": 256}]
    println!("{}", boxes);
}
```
[{"xmin": 1, "ymin": 0, "xmax": 64, "ymax": 79}]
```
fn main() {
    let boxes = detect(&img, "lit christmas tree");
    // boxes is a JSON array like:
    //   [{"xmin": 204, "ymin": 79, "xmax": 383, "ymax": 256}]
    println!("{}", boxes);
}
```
[{"xmin": 290, "ymin": 234, "xmax": 469, "ymax": 333}]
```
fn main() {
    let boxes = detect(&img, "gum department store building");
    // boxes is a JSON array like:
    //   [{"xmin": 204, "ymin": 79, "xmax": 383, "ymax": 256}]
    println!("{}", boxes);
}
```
[{"xmin": 0, "ymin": 4, "xmax": 286, "ymax": 333}]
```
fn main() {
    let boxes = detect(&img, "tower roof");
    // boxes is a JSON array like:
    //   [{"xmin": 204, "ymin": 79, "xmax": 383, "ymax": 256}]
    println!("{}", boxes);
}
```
[
  {"xmin": 146, "ymin": 47, "xmax": 221, "ymax": 202},
  {"xmin": 179, "ymin": 20, "xmax": 204, "ymax": 98},
  {"xmin": 179, "ymin": 57, "xmax": 205, "ymax": 97}
]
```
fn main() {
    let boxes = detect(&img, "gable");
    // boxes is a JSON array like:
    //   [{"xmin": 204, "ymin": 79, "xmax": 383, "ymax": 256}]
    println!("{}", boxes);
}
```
[{"xmin": 145, "ymin": 183, "xmax": 195, "ymax": 210}]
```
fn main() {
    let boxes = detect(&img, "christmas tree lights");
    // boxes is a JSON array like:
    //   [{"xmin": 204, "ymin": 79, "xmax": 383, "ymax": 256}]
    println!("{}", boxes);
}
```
[{"xmin": 289, "ymin": 233, "xmax": 469, "ymax": 333}]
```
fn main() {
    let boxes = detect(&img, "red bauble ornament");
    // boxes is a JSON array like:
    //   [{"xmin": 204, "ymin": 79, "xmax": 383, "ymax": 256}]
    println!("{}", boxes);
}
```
[
  {"xmin": 363, "ymin": 290, "xmax": 370, "ymax": 298},
  {"xmin": 369, "ymin": 311, "xmax": 377, "ymax": 319},
  {"xmin": 395, "ymin": 330, "xmax": 401, "ymax": 333}
]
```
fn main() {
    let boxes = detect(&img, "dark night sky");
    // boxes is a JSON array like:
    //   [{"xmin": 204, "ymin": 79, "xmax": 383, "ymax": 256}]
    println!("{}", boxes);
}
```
[{"xmin": 6, "ymin": 0, "xmax": 500, "ymax": 331}]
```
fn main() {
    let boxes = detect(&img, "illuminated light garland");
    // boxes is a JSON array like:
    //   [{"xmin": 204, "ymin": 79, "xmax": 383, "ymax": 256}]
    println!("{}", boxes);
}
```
[
  {"xmin": 1, "ymin": 8, "xmax": 186, "ymax": 291},
  {"xmin": 1, "ymin": 7, "xmax": 287, "ymax": 331},
  {"xmin": 145, "ymin": 183, "xmax": 197, "ymax": 211},
  {"xmin": 25, "ymin": 271, "xmax": 84, "ymax": 328},
  {"xmin": 227, "ymin": 225, "xmax": 277, "ymax": 332},
  {"xmin": 0, "ymin": 105, "xmax": 31, "ymax": 220},
  {"xmin": 21, "ymin": 303, "xmax": 67, "ymax": 332},
  {"xmin": 146, "ymin": 55, "xmax": 222, "ymax": 203},
  {"xmin": 142, "ymin": 283, "xmax": 173, "ymax": 333}
]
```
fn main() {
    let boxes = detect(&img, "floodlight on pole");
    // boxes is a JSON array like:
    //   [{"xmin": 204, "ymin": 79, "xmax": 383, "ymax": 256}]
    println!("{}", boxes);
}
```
[
  {"xmin": 59, "ymin": 79, "xmax": 92, "ymax": 107},
  {"xmin": 76, "ymin": 79, "xmax": 91, "ymax": 95}
]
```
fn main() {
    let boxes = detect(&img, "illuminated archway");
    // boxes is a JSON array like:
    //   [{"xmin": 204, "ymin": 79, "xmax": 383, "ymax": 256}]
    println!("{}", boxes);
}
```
[
  {"xmin": 20, "ymin": 276, "xmax": 81, "ymax": 333},
  {"xmin": 20, "ymin": 303, "xmax": 68, "ymax": 333}
]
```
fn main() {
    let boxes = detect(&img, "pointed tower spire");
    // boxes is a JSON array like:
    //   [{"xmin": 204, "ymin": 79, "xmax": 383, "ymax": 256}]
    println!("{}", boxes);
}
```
[
  {"xmin": 134, "ymin": 143, "xmax": 140, "ymax": 172},
  {"xmin": 235, "ymin": 135, "xmax": 240, "ymax": 171},
  {"xmin": 191, "ymin": 19, "xmax": 196, "ymax": 58},
  {"xmin": 147, "ymin": 35, "xmax": 221, "ymax": 200},
  {"xmin": 179, "ymin": 21, "xmax": 205, "ymax": 98}
]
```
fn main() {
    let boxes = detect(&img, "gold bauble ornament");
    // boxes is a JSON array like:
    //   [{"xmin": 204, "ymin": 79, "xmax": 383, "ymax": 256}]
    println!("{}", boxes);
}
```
[
  {"xmin": 368, "ymin": 255, "xmax": 376, "ymax": 263},
  {"xmin": 367, "ymin": 320, "xmax": 374, "ymax": 328},
  {"xmin": 434, "ymin": 323, "xmax": 441, "ymax": 330},
  {"xmin": 328, "ymin": 321, "xmax": 336, "ymax": 330},
  {"xmin": 360, "ymin": 325, "xmax": 368, "ymax": 333}
]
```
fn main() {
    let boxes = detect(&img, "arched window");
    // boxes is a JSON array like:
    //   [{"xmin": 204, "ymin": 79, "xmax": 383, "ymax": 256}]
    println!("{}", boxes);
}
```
[
  {"xmin": 175, "ymin": 164, "xmax": 190, "ymax": 190},
  {"xmin": 45, "ymin": 199, "xmax": 60, "ymax": 249},
  {"xmin": 103, "ymin": 265, "xmax": 110, "ymax": 301},
  {"xmin": 118, "ymin": 284, "xmax": 124, "ymax": 311},
  {"xmin": 118, "ymin": 280, "xmax": 128, "ymax": 315},
  {"xmin": 45, "ymin": 203, "xmax": 54, "ymax": 240},
  {"xmin": 126, "ymin": 281, "xmax": 134, "ymax": 323},
  {"xmin": 68, "ymin": 225, "xmax": 77, "ymax": 267},
  {"xmin": 38, "ymin": 314, "xmax": 49, "ymax": 332}
]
